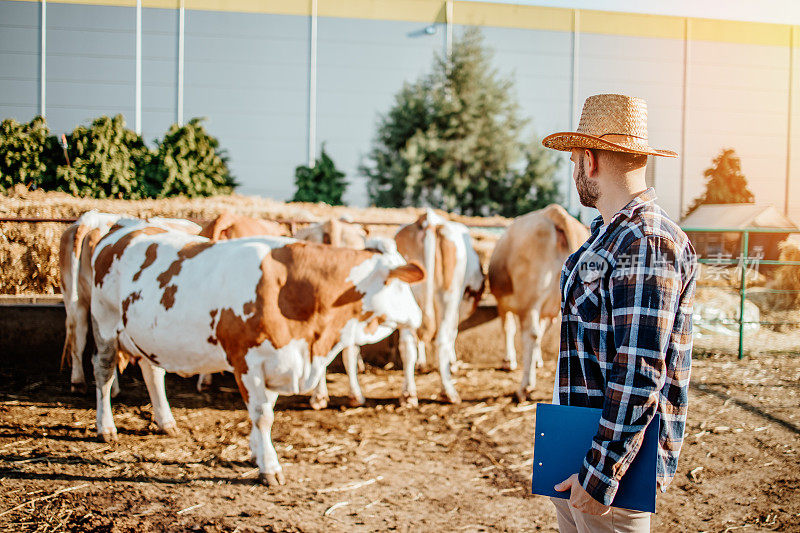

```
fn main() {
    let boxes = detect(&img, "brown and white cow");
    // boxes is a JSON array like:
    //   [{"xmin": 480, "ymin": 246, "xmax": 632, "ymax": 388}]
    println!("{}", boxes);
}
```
[
  {"xmin": 293, "ymin": 217, "xmax": 367, "ymax": 249},
  {"xmin": 199, "ymin": 211, "xmax": 288, "ymax": 241},
  {"xmin": 88, "ymin": 219, "xmax": 425, "ymax": 485},
  {"xmin": 194, "ymin": 213, "xmax": 289, "ymax": 391},
  {"xmin": 488, "ymin": 204, "xmax": 588, "ymax": 401},
  {"xmin": 59, "ymin": 212, "xmax": 201, "ymax": 395},
  {"xmin": 60, "ymin": 211, "xmax": 124, "ymax": 394},
  {"xmin": 392, "ymin": 209, "xmax": 485, "ymax": 404}
]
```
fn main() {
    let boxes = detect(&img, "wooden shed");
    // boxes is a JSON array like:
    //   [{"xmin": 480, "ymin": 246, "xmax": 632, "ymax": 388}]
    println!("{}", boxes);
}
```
[{"xmin": 681, "ymin": 204, "xmax": 798, "ymax": 262}]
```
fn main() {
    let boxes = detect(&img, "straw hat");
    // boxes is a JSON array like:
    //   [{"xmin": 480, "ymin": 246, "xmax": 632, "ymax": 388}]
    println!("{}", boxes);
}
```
[{"xmin": 542, "ymin": 94, "xmax": 677, "ymax": 158}]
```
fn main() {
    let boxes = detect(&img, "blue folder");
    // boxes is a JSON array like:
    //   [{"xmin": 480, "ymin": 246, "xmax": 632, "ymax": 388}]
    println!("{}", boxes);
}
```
[{"xmin": 531, "ymin": 403, "xmax": 660, "ymax": 513}]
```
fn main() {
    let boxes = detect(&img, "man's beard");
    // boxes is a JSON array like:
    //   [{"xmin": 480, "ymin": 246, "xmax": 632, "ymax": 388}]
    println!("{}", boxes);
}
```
[{"xmin": 575, "ymin": 156, "xmax": 600, "ymax": 207}]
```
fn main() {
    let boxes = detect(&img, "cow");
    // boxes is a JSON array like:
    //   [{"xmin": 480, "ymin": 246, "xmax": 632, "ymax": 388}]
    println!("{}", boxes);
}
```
[
  {"xmin": 392, "ymin": 209, "xmax": 486, "ymax": 404},
  {"xmin": 198, "ymin": 211, "xmax": 288, "ymax": 240},
  {"xmin": 194, "ymin": 213, "xmax": 289, "ymax": 391},
  {"xmin": 88, "ymin": 219, "xmax": 425, "ymax": 485},
  {"xmin": 293, "ymin": 217, "xmax": 367, "ymax": 249},
  {"xmin": 487, "ymin": 204, "xmax": 588, "ymax": 402},
  {"xmin": 60, "ymin": 212, "xmax": 202, "ymax": 395},
  {"xmin": 60, "ymin": 211, "xmax": 124, "ymax": 395},
  {"xmin": 293, "ymin": 218, "xmax": 370, "ymax": 409},
  {"xmin": 193, "ymin": 214, "xmax": 369, "ymax": 402}
]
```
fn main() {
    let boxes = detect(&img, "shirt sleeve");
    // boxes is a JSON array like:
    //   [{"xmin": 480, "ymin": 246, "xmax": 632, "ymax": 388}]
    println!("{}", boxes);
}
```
[{"xmin": 577, "ymin": 235, "xmax": 684, "ymax": 505}]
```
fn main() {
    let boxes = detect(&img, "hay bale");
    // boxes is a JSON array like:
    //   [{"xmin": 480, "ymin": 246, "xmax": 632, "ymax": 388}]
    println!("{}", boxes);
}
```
[
  {"xmin": 0, "ymin": 189, "xmax": 511, "ymax": 295},
  {"xmin": 765, "ymin": 237, "xmax": 800, "ymax": 309}
]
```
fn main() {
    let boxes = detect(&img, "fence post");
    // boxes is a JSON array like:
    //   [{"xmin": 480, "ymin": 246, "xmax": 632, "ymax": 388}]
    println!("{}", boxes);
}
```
[{"xmin": 738, "ymin": 230, "xmax": 749, "ymax": 360}]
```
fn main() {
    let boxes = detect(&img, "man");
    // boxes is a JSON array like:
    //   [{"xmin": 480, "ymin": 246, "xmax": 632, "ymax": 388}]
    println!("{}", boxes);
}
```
[{"xmin": 541, "ymin": 94, "xmax": 697, "ymax": 532}]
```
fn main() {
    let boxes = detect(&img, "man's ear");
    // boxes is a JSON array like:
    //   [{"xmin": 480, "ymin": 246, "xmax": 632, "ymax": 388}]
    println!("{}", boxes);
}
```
[
  {"xmin": 386, "ymin": 262, "xmax": 425, "ymax": 285},
  {"xmin": 584, "ymin": 148, "xmax": 599, "ymax": 176}
]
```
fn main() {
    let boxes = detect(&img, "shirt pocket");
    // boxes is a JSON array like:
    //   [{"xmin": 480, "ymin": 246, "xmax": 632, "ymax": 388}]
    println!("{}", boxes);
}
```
[{"xmin": 570, "ymin": 276, "xmax": 603, "ymax": 324}]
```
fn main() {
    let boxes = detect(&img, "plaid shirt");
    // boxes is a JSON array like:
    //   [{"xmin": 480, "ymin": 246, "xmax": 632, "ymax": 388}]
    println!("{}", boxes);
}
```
[{"xmin": 558, "ymin": 188, "xmax": 697, "ymax": 506}]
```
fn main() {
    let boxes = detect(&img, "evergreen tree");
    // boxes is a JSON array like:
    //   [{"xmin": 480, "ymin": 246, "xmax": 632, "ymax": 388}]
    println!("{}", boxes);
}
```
[
  {"xmin": 147, "ymin": 118, "xmax": 236, "ymax": 198},
  {"xmin": 685, "ymin": 148, "xmax": 755, "ymax": 217},
  {"xmin": 292, "ymin": 146, "xmax": 347, "ymax": 205},
  {"xmin": 361, "ymin": 28, "xmax": 561, "ymax": 216}
]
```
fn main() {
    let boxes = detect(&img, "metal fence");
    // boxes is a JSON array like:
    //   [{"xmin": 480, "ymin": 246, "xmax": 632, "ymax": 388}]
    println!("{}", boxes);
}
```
[{"xmin": 683, "ymin": 226, "xmax": 800, "ymax": 359}]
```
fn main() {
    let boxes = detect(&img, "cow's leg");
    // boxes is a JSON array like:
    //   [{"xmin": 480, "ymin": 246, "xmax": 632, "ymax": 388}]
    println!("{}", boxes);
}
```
[
  {"xmin": 516, "ymin": 309, "xmax": 543, "ymax": 402},
  {"xmin": 92, "ymin": 334, "xmax": 118, "ymax": 442},
  {"xmin": 343, "ymin": 345, "xmax": 365, "ymax": 407},
  {"xmin": 138, "ymin": 358, "xmax": 178, "ymax": 435},
  {"xmin": 309, "ymin": 370, "xmax": 329, "ymax": 410},
  {"xmin": 111, "ymin": 368, "xmax": 121, "ymax": 398},
  {"xmin": 398, "ymin": 328, "xmax": 419, "ymax": 407},
  {"xmin": 500, "ymin": 310, "xmax": 518, "ymax": 372},
  {"xmin": 196, "ymin": 373, "xmax": 213, "ymax": 392},
  {"xmin": 415, "ymin": 339, "xmax": 427, "ymax": 370},
  {"xmin": 237, "ymin": 367, "xmax": 283, "ymax": 486},
  {"xmin": 67, "ymin": 305, "xmax": 89, "ymax": 394},
  {"xmin": 434, "ymin": 331, "xmax": 461, "ymax": 404}
]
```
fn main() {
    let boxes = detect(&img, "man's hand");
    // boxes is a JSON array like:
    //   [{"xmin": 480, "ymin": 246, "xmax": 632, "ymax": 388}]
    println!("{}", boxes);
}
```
[{"xmin": 554, "ymin": 474, "xmax": 611, "ymax": 516}]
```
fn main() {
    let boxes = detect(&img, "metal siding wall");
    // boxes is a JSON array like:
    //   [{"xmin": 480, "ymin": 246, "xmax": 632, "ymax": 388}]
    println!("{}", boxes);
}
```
[
  {"xmin": 0, "ymin": 0, "xmax": 41, "ymax": 121},
  {"xmin": 45, "ymin": 3, "xmax": 136, "ymax": 134},
  {"xmin": 182, "ymin": 9, "xmax": 309, "ymax": 199},
  {"xmin": 578, "ymin": 33, "xmax": 685, "ymax": 219},
  {"xmin": 315, "ymin": 16, "xmax": 445, "ymax": 206},
  {"xmin": 473, "ymin": 25, "xmax": 575, "ymax": 212},
  {"xmin": 141, "ymin": 7, "xmax": 178, "ymax": 145},
  {"xmin": 471, "ymin": 26, "xmax": 572, "ymax": 138},
  {"xmin": 684, "ymin": 40, "xmax": 791, "ymax": 216},
  {"xmin": 788, "ymin": 31, "xmax": 800, "ymax": 222}
]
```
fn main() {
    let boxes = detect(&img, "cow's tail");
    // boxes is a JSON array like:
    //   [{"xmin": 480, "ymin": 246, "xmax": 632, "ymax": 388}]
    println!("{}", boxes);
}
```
[
  {"xmin": 59, "ymin": 225, "xmax": 80, "ymax": 370},
  {"xmin": 419, "ymin": 213, "xmax": 438, "ymax": 340}
]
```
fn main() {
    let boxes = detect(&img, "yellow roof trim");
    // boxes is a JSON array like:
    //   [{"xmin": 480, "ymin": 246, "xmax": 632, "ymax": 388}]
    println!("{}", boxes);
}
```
[
  {"xmin": 453, "ymin": 2, "xmax": 572, "ymax": 32},
  {"xmin": 3, "ymin": 0, "xmax": 798, "ymax": 48}
]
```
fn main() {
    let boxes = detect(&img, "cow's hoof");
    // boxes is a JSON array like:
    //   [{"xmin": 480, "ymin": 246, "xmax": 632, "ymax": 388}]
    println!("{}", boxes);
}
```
[
  {"xmin": 259, "ymin": 471, "xmax": 286, "ymax": 486},
  {"xmin": 514, "ymin": 388, "xmax": 535, "ymax": 403},
  {"xmin": 98, "ymin": 429, "xmax": 118, "ymax": 443},
  {"xmin": 536, "ymin": 359, "xmax": 544, "ymax": 369},
  {"xmin": 70, "ymin": 382, "xmax": 88, "ymax": 395},
  {"xmin": 441, "ymin": 389, "xmax": 461, "ymax": 404},
  {"xmin": 348, "ymin": 395, "xmax": 365, "ymax": 408},
  {"xmin": 500, "ymin": 361, "xmax": 517, "ymax": 372},
  {"xmin": 309, "ymin": 395, "xmax": 329, "ymax": 411},
  {"xmin": 399, "ymin": 393, "xmax": 418, "ymax": 408},
  {"xmin": 160, "ymin": 423, "xmax": 179, "ymax": 437}
]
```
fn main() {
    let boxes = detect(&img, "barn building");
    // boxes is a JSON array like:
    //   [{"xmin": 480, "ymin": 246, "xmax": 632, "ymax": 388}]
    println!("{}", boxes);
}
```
[{"xmin": 1, "ymin": 0, "xmax": 798, "ymax": 222}]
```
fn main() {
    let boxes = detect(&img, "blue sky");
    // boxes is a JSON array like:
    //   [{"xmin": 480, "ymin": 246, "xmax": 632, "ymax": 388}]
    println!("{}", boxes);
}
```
[{"xmin": 464, "ymin": 0, "xmax": 800, "ymax": 25}]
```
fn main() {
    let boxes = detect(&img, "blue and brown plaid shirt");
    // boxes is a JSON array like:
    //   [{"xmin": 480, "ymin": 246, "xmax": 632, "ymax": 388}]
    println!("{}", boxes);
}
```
[{"xmin": 558, "ymin": 188, "xmax": 697, "ymax": 506}]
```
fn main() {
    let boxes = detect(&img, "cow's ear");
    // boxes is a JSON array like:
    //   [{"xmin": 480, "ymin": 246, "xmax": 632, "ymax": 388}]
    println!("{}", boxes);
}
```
[{"xmin": 387, "ymin": 262, "xmax": 425, "ymax": 284}]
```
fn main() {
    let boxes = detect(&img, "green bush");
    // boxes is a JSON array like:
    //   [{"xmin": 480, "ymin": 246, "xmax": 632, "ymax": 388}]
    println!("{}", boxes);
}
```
[
  {"xmin": 361, "ymin": 28, "xmax": 562, "ymax": 216},
  {"xmin": 292, "ymin": 146, "xmax": 347, "ymax": 205},
  {"xmin": 0, "ymin": 114, "xmax": 236, "ymax": 199},
  {"xmin": 0, "ymin": 116, "xmax": 57, "ymax": 191},
  {"xmin": 50, "ymin": 115, "xmax": 154, "ymax": 199},
  {"xmin": 147, "ymin": 118, "xmax": 236, "ymax": 198}
]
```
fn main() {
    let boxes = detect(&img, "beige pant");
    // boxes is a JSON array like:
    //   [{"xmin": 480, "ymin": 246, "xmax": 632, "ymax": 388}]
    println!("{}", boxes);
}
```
[{"xmin": 550, "ymin": 497, "xmax": 650, "ymax": 533}]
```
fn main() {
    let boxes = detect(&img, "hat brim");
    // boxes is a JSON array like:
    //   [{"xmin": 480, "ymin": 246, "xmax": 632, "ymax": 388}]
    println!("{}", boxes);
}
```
[{"xmin": 542, "ymin": 132, "xmax": 678, "ymax": 158}]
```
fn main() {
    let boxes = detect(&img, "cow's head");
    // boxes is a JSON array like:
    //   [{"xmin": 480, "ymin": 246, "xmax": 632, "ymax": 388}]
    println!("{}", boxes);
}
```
[{"xmin": 349, "ymin": 251, "xmax": 426, "ymax": 331}]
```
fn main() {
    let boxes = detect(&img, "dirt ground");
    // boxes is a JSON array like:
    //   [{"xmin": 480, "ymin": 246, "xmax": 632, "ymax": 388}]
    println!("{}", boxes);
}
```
[{"xmin": 0, "ymin": 317, "xmax": 798, "ymax": 533}]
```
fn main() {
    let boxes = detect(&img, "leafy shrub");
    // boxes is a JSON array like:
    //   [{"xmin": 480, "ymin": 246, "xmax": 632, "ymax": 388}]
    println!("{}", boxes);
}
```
[
  {"xmin": 147, "ymin": 118, "xmax": 236, "ymax": 198},
  {"xmin": 51, "ymin": 115, "xmax": 154, "ymax": 199},
  {"xmin": 0, "ymin": 116, "xmax": 57, "ymax": 191},
  {"xmin": 292, "ymin": 146, "xmax": 347, "ymax": 205}
]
